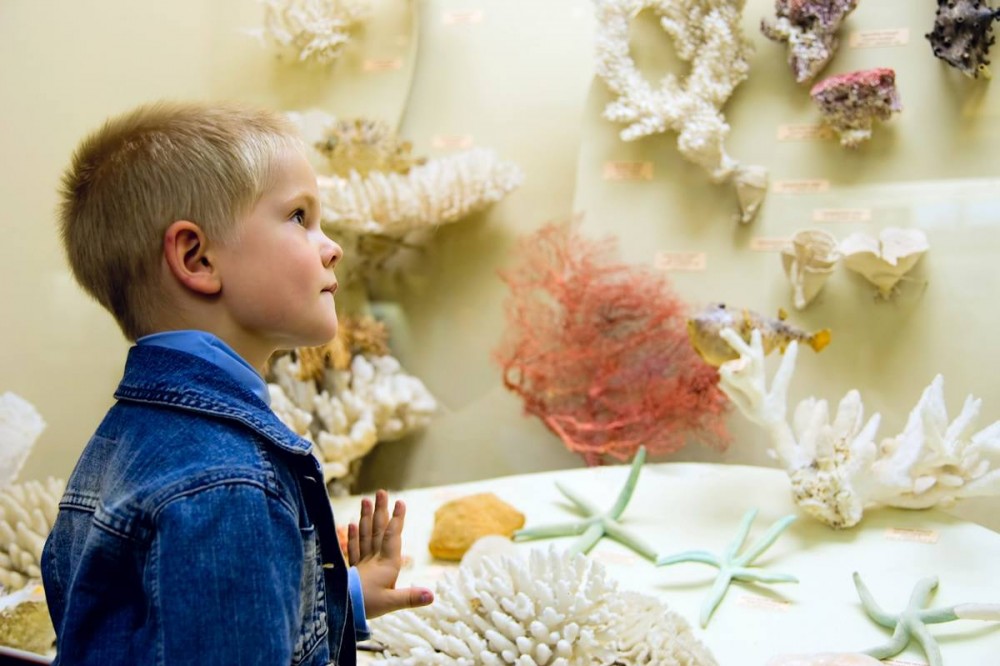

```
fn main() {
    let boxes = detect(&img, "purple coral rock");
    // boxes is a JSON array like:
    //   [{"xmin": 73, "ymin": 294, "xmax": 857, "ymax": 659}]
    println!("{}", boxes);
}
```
[
  {"xmin": 810, "ymin": 68, "xmax": 901, "ymax": 148},
  {"xmin": 926, "ymin": 0, "xmax": 1000, "ymax": 78},
  {"xmin": 761, "ymin": 0, "xmax": 861, "ymax": 83}
]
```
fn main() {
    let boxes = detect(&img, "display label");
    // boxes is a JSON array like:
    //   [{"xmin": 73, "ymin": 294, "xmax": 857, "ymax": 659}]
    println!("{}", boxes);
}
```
[
  {"xmin": 849, "ymin": 28, "xmax": 910, "ymax": 48},
  {"xmin": 813, "ymin": 208, "xmax": 873, "ymax": 222},
  {"xmin": 884, "ymin": 659, "xmax": 927, "ymax": 666},
  {"xmin": 431, "ymin": 134, "xmax": 474, "ymax": 150},
  {"xmin": 546, "ymin": 210, "xmax": 586, "ymax": 225},
  {"xmin": 773, "ymin": 179, "xmax": 830, "ymax": 195},
  {"xmin": 777, "ymin": 124, "xmax": 834, "ymax": 141},
  {"xmin": 654, "ymin": 251, "xmax": 707, "ymax": 272},
  {"xmin": 884, "ymin": 527, "xmax": 939, "ymax": 544},
  {"xmin": 362, "ymin": 58, "xmax": 403, "ymax": 72},
  {"xmin": 735, "ymin": 594, "xmax": 791, "ymax": 612},
  {"xmin": 750, "ymin": 237, "xmax": 791, "ymax": 252},
  {"xmin": 443, "ymin": 10, "xmax": 484, "ymax": 25},
  {"xmin": 602, "ymin": 160, "xmax": 654, "ymax": 181}
]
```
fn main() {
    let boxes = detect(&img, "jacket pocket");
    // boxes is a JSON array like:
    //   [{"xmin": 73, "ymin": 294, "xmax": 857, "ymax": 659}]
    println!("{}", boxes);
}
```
[{"xmin": 292, "ymin": 525, "xmax": 329, "ymax": 665}]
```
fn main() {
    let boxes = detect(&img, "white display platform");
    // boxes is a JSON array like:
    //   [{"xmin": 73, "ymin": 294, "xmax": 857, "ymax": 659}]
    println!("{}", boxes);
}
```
[{"xmin": 333, "ymin": 463, "xmax": 1000, "ymax": 665}]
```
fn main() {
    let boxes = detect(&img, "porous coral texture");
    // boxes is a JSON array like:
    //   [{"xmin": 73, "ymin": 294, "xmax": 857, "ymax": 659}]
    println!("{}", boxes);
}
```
[
  {"xmin": 260, "ymin": 0, "xmax": 368, "ymax": 65},
  {"xmin": 761, "ymin": 0, "xmax": 860, "ymax": 83},
  {"xmin": 926, "ymin": 0, "xmax": 1000, "ymax": 78},
  {"xmin": 0, "ymin": 479, "xmax": 64, "ymax": 591},
  {"xmin": 595, "ymin": 0, "xmax": 767, "ymax": 223},
  {"xmin": 0, "ymin": 585, "xmax": 55, "ymax": 656},
  {"xmin": 494, "ymin": 223, "xmax": 729, "ymax": 466},
  {"xmin": 370, "ymin": 548, "xmax": 718, "ymax": 665},
  {"xmin": 315, "ymin": 118, "xmax": 426, "ymax": 177},
  {"xmin": 810, "ymin": 68, "xmax": 901, "ymax": 148}
]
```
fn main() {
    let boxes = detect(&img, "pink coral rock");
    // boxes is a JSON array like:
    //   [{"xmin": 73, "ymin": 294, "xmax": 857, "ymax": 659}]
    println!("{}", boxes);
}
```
[
  {"xmin": 810, "ymin": 68, "xmax": 901, "ymax": 148},
  {"xmin": 762, "ymin": 0, "xmax": 860, "ymax": 83},
  {"xmin": 926, "ymin": 0, "xmax": 1000, "ymax": 78}
]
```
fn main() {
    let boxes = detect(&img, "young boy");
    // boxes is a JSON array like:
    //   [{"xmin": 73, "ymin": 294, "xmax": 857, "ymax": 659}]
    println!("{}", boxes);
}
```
[{"xmin": 41, "ymin": 101, "xmax": 433, "ymax": 665}]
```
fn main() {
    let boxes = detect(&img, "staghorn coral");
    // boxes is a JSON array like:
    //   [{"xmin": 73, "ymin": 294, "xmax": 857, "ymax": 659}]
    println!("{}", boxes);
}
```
[
  {"xmin": 761, "ymin": 0, "xmax": 860, "ymax": 83},
  {"xmin": 370, "ymin": 547, "xmax": 718, "ymax": 666},
  {"xmin": 315, "ymin": 118, "xmax": 426, "ymax": 178},
  {"xmin": 494, "ymin": 223, "xmax": 730, "ymax": 466},
  {"xmin": 810, "ymin": 68, "xmax": 901, "ymax": 148},
  {"xmin": 259, "ymin": 0, "xmax": 368, "ymax": 65},
  {"xmin": 926, "ymin": 0, "xmax": 1000, "ymax": 78},
  {"xmin": 595, "ymin": 0, "xmax": 767, "ymax": 223},
  {"xmin": 0, "ymin": 478, "xmax": 64, "ymax": 591},
  {"xmin": 0, "ymin": 393, "xmax": 45, "ymax": 489},
  {"xmin": 718, "ymin": 329, "xmax": 1000, "ymax": 528}
]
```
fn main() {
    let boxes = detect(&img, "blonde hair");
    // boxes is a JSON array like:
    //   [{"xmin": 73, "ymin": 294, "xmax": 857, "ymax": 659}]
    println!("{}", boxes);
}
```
[{"xmin": 58, "ymin": 100, "xmax": 303, "ymax": 340}]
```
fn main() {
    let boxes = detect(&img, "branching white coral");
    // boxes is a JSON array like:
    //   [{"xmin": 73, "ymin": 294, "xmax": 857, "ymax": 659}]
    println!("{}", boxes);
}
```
[
  {"xmin": 259, "ymin": 0, "xmax": 369, "ymax": 65},
  {"xmin": 718, "ymin": 329, "xmax": 1000, "ymax": 528},
  {"xmin": 269, "ymin": 353, "xmax": 437, "ymax": 487},
  {"xmin": 0, "ymin": 478, "xmax": 65, "ymax": 591},
  {"xmin": 371, "ymin": 547, "xmax": 717, "ymax": 665},
  {"xmin": 595, "ymin": 0, "xmax": 767, "ymax": 223},
  {"xmin": 0, "ymin": 393, "xmax": 45, "ymax": 489}
]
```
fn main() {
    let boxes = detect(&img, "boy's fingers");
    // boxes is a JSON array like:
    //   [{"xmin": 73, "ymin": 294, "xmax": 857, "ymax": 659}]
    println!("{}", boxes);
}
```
[
  {"xmin": 347, "ymin": 523, "xmax": 360, "ymax": 566},
  {"xmin": 380, "ymin": 500, "xmax": 405, "ymax": 558},
  {"xmin": 405, "ymin": 586, "xmax": 434, "ymax": 609},
  {"xmin": 358, "ymin": 497, "xmax": 373, "ymax": 559},
  {"xmin": 372, "ymin": 489, "xmax": 389, "ymax": 553}
]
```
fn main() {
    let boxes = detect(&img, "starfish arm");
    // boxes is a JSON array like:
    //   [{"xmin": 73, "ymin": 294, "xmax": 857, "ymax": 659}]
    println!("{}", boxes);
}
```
[
  {"xmin": 735, "ymin": 514, "xmax": 797, "ymax": 566},
  {"xmin": 725, "ymin": 508, "xmax": 758, "ymax": 561},
  {"xmin": 907, "ymin": 576, "xmax": 940, "ymax": 609},
  {"xmin": 908, "ymin": 616, "xmax": 944, "ymax": 666},
  {"xmin": 567, "ymin": 521, "xmax": 605, "ymax": 556},
  {"xmin": 602, "ymin": 518, "xmax": 659, "ymax": 562},
  {"xmin": 656, "ymin": 550, "xmax": 720, "ymax": 567},
  {"xmin": 731, "ymin": 567, "xmax": 798, "ymax": 584},
  {"xmin": 864, "ymin": 621, "xmax": 912, "ymax": 659},
  {"xmin": 609, "ymin": 445, "xmax": 646, "ymax": 519},
  {"xmin": 954, "ymin": 603, "xmax": 1000, "ymax": 621},
  {"xmin": 918, "ymin": 606, "xmax": 961, "ymax": 624},
  {"xmin": 700, "ymin": 570, "xmax": 735, "ymax": 627},
  {"xmin": 514, "ymin": 520, "xmax": 591, "ymax": 541},
  {"xmin": 555, "ymin": 480, "xmax": 601, "ymax": 517},
  {"xmin": 853, "ymin": 572, "xmax": 898, "ymax": 627}
]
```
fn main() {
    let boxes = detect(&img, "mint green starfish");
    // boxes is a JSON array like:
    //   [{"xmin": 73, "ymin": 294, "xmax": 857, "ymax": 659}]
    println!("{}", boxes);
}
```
[
  {"xmin": 513, "ymin": 446, "xmax": 657, "ymax": 561},
  {"xmin": 853, "ymin": 572, "xmax": 1000, "ymax": 666},
  {"xmin": 656, "ymin": 508, "xmax": 798, "ymax": 627}
]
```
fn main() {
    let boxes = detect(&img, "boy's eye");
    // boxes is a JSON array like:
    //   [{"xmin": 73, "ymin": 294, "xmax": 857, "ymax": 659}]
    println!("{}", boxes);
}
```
[{"xmin": 291, "ymin": 208, "xmax": 306, "ymax": 225}]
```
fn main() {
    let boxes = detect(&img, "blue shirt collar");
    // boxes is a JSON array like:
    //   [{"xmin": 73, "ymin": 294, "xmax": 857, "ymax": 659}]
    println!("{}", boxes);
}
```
[{"xmin": 136, "ymin": 331, "xmax": 271, "ymax": 406}]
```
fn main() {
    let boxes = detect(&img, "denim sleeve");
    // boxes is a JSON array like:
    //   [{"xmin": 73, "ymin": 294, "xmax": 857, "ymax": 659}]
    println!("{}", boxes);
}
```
[
  {"xmin": 150, "ymin": 482, "xmax": 302, "ymax": 664},
  {"xmin": 347, "ymin": 566, "xmax": 370, "ymax": 640}
]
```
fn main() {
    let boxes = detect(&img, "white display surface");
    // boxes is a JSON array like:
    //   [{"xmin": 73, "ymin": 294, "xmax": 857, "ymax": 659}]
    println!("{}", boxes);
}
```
[{"xmin": 333, "ymin": 463, "xmax": 1000, "ymax": 665}]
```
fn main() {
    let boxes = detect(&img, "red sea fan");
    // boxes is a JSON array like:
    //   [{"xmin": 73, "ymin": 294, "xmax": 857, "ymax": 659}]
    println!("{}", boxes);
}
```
[{"xmin": 493, "ymin": 223, "xmax": 730, "ymax": 466}]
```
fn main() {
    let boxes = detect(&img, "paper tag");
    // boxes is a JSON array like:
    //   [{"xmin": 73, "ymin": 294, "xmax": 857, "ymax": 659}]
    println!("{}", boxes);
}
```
[
  {"xmin": 362, "ymin": 58, "xmax": 403, "ymax": 72},
  {"xmin": 431, "ymin": 134, "xmax": 474, "ymax": 150},
  {"xmin": 849, "ymin": 28, "xmax": 910, "ymax": 48},
  {"xmin": 546, "ymin": 210, "xmax": 586, "ymax": 226},
  {"xmin": 750, "ymin": 237, "xmax": 791, "ymax": 252},
  {"xmin": 812, "ymin": 208, "xmax": 873, "ymax": 222},
  {"xmin": 884, "ymin": 659, "xmax": 927, "ymax": 666},
  {"xmin": 443, "ymin": 9, "xmax": 484, "ymax": 25},
  {"xmin": 773, "ymin": 179, "xmax": 830, "ymax": 195},
  {"xmin": 777, "ymin": 124, "xmax": 834, "ymax": 141},
  {"xmin": 884, "ymin": 527, "xmax": 939, "ymax": 544},
  {"xmin": 602, "ymin": 160, "xmax": 654, "ymax": 181},
  {"xmin": 654, "ymin": 251, "xmax": 707, "ymax": 272},
  {"xmin": 735, "ymin": 594, "xmax": 791, "ymax": 612}
]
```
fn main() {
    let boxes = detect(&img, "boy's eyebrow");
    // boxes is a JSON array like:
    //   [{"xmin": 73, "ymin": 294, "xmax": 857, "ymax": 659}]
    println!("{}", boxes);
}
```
[{"xmin": 286, "ymin": 190, "xmax": 320, "ymax": 211}]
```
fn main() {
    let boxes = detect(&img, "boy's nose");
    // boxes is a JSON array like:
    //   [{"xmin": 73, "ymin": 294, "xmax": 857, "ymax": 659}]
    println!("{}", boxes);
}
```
[{"xmin": 320, "ymin": 235, "xmax": 344, "ymax": 268}]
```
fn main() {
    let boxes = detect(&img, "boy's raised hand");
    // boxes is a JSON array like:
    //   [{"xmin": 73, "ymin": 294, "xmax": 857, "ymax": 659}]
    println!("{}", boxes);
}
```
[{"xmin": 347, "ymin": 489, "xmax": 434, "ymax": 619}]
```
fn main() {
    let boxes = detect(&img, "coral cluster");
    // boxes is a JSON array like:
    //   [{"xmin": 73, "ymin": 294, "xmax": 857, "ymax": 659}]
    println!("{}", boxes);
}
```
[
  {"xmin": 926, "ymin": 0, "xmax": 1000, "ymax": 78},
  {"xmin": 0, "ymin": 478, "xmax": 64, "ymax": 591},
  {"xmin": 0, "ymin": 393, "xmax": 45, "ymax": 489},
  {"xmin": 494, "ymin": 223, "xmax": 730, "ymax": 466},
  {"xmin": 761, "ymin": 0, "xmax": 860, "ymax": 83},
  {"xmin": 370, "ymin": 547, "xmax": 718, "ymax": 665},
  {"xmin": 315, "ymin": 118, "xmax": 426, "ymax": 178},
  {"xmin": 259, "ymin": 0, "xmax": 368, "ymax": 65},
  {"xmin": 810, "ymin": 68, "xmax": 902, "ymax": 148},
  {"xmin": 0, "ymin": 585, "xmax": 55, "ymax": 656},
  {"xmin": 594, "ymin": 0, "xmax": 767, "ymax": 223},
  {"xmin": 717, "ymin": 329, "xmax": 1000, "ymax": 528}
]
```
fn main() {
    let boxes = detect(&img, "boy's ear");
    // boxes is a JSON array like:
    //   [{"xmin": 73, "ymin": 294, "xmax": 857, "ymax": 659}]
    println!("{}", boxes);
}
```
[{"xmin": 162, "ymin": 220, "xmax": 222, "ymax": 295}]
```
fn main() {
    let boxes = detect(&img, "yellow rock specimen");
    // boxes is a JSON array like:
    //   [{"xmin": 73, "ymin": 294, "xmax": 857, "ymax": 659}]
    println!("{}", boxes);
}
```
[{"xmin": 428, "ymin": 493, "xmax": 525, "ymax": 561}]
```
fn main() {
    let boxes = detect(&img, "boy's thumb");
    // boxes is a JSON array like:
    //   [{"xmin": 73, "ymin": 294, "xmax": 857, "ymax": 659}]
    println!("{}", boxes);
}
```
[{"xmin": 403, "ymin": 586, "xmax": 434, "ymax": 609}]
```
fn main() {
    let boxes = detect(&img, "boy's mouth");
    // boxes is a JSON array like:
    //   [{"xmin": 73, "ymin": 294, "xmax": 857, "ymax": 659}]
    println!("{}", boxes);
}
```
[{"xmin": 322, "ymin": 282, "xmax": 338, "ymax": 295}]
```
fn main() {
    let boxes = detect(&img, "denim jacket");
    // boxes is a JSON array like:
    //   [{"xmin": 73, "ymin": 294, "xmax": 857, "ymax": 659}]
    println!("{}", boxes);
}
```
[{"xmin": 41, "ymin": 344, "xmax": 360, "ymax": 665}]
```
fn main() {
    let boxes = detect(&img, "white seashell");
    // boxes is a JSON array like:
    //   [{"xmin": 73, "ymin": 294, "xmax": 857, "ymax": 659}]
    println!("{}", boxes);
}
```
[
  {"xmin": 781, "ymin": 229, "xmax": 841, "ymax": 309},
  {"xmin": 839, "ymin": 228, "xmax": 928, "ymax": 298}
]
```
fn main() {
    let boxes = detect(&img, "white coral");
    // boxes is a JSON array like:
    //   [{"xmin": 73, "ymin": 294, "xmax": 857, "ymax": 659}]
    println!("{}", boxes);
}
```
[
  {"xmin": 259, "ymin": 0, "xmax": 368, "ymax": 65},
  {"xmin": 0, "ymin": 393, "xmax": 45, "ymax": 489},
  {"xmin": 269, "ymin": 353, "xmax": 436, "ymax": 487},
  {"xmin": 718, "ymin": 329, "xmax": 1000, "ymax": 528},
  {"xmin": 0, "ymin": 478, "xmax": 64, "ymax": 591},
  {"xmin": 595, "ymin": 0, "xmax": 766, "ymax": 223},
  {"xmin": 371, "ymin": 547, "xmax": 716, "ymax": 666}
]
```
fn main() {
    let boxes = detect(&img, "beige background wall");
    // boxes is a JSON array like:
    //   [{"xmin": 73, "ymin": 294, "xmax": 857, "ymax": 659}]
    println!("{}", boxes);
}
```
[{"xmin": 3, "ymin": 1, "xmax": 1000, "ymax": 526}]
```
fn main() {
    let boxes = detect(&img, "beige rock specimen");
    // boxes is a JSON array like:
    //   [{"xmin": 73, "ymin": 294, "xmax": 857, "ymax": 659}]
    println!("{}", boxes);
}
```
[{"xmin": 427, "ymin": 493, "xmax": 524, "ymax": 561}]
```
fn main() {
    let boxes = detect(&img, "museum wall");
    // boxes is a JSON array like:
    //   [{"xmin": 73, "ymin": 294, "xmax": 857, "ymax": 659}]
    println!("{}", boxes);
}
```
[{"xmin": 3, "ymin": 1, "xmax": 1000, "ymax": 526}]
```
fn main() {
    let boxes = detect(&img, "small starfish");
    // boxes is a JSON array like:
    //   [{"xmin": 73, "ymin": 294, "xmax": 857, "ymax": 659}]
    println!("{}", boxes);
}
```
[
  {"xmin": 513, "ymin": 446, "xmax": 657, "ymax": 561},
  {"xmin": 656, "ymin": 508, "xmax": 798, "ymax": 627},
  {"xmin": 853, "ymin": 572, "xmax": 1000, "ymax": 666}
]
